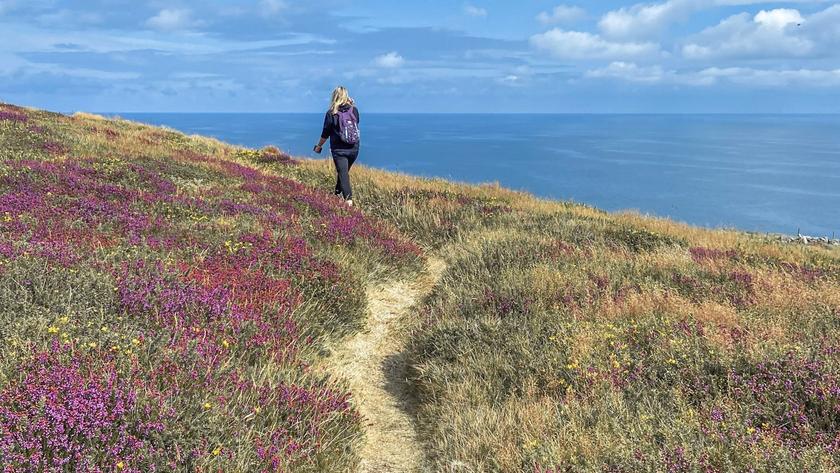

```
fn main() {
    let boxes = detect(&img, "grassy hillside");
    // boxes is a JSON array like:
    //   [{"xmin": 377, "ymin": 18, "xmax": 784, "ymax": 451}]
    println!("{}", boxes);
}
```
[
  {"xmin": 0, "ymin": 103, "xmax": 421, "ymax": 472},
  {"xmin": 1, "ymin": 103, "xmax": 838, "ymax": 472},
  {"xmin": 290, "ymin": 162, "xmax": 839, "ymax": 472}
]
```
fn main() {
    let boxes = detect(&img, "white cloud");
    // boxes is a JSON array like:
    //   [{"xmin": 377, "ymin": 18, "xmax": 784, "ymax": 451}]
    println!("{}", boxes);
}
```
[
  {"xmin": 40, "ymin": 65, "xmax": 140, "ymax": 80},
  {"xmin": 805, "ymin": 4, "xmax": 840, "ymax": 43},
  {"xmin": 150, "ymin": 77, "xmax": 243, "ymax": 94},
  {"xmin": 464, "ymin": 5, "xmax": 487, "ymax": 17},
  {"xmin": 493, "ymin": 65, "xmax": 534, "ymax": 86},
  {"xmin": 498, "ymin": 74, "xmax": 522, "ymax": 86},
  {"xmin": 598, "ymin": 0, "xmax": 832, "ymax": 39},
  {"xmin": 531, "ymin": 28, "xmax": 660, "ymax": 59},
  {"xmin": 374, "ymin": 51, "xmax": 405, "ymax": 68},
  {"xmin": 698, "ymin": 66, "xmax": 840, "ymax": 86},
  {"xmin": 537, "ymin": 5, "xmax": 586, "ymax": 25},
  {"xmin": 0, "ymin": 52, "xmax": 139, "ymax": 80},
  {"xmin": 586, "ymin": 61, "xmax": 840, "ymax": 87},
  {"xmin": 599, "ymin": 0, "xmax": 696, "ymax": 38},
  {"xmin": 171, "ymin": 72, "xmax": 222, "ymax": 80},
  {"xmin": 714, "ymin": 0, "xmax": 835, "ymax": 4},
  {"xmin": 587, "ymin": 61, "xmax": 668, "ymax": 83},
  {"xmin": 0, "ymin": 23, "xmax": 331, "ymax": 56},
  {"xmin": 754, "ymin": 8, "xmax": 803, "ymax": 29},
  {"xmin": 586, "ymin": 61, "xmax": 714, "ymax": 85},
  {"xmin": 347, "ymin": 61, "xmax": 503, "ymax": 85},
  {"xmin": 682, "ymin": 9, "xmax": 816, "ymax": 59},
  {"xmin": 145, "ymin": 9, "xmax": 200, "ymax": 32}
]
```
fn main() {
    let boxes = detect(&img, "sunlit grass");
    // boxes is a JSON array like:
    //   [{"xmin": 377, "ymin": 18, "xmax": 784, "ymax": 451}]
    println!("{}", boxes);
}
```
[
  {"xmin": 262, "ymin": 141, "xmax": 839, "ymax": 472},
  {"xmin": 2, "ymin": 102, "xmax": 837, "ymax": 472}
]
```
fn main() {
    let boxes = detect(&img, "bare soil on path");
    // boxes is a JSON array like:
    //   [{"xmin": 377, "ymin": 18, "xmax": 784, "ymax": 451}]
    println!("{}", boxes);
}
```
[{"xmin": 326, "ymin": 257, "xmax": 446, "ymax": 473}]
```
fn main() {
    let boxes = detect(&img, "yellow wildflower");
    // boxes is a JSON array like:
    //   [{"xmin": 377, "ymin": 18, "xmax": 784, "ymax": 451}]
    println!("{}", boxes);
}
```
[
  {"xmin": 254, "ymin": 406, "xmax": 261, "ymax": 414},
  {"xmin": 47, "ymin": 326, "xmax": 59, "ymax": 334},
  {"xmin": 88, "ymin": 342, "xmax": 97, "ymax": 348},
  {"xmin": 116, "ymin": 461, "xmax": 125, "ymax": 470},
  {"xmin": 59, "ymin": 316, "xmax": 69, "ymax": 324},
  {"xmin": 131, "ymin": 338, "xmax": 141, "ymax": 346},
  {"xmin": 212, "ymin": 447, "xmax": 222, "ymax": 456},
  {"xmin": 222, "ymin": 339, "xmax": 230, "ymax": 348},
  {"xmin": 204, "ymin": 402, "xmax": 212, "ymax": 409}
]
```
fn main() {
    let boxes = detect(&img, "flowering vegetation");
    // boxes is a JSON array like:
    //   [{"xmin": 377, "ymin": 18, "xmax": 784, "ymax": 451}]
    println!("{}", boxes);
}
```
[
  {"xmin": 0, "ymin": 111, "xmax": 27, "ymax": 124},
  {"xmin": 283, "ymin": 157, "xmax": 840, "ymax": 472},
  {"xmin": 0, "ymin": 344, "xmax": 160, "ymax": 472},
  {"xmin": 3, "ymin": 103, "xmax": 838, "ymax": 472},
  {"xmin": 0, "ymin": 104, "xmax": 420, "ymax": 471}
]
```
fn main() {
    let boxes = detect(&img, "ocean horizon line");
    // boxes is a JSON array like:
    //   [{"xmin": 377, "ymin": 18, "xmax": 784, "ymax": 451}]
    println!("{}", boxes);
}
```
[{"xmin": 97, "ymin": 111, "xmax": 840, "ymax": 116}]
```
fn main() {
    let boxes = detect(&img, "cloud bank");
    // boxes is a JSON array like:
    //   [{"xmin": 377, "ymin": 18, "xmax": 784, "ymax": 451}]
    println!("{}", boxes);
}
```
[{"xmin": 1, "ymin": 0, "xmax": 839, "ymax": 112}]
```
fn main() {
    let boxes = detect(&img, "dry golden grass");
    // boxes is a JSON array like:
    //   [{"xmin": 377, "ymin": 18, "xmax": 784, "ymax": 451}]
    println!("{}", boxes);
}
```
[{"xmin": 271, "ymin": 156, "xmax": 839, "ymax": 472}]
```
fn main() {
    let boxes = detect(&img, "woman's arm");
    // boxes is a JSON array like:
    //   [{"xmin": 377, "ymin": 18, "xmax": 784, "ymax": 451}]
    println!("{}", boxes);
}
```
[{"xmin": 315, "ymin": 112, "xmax": 330, "ymax": 153}]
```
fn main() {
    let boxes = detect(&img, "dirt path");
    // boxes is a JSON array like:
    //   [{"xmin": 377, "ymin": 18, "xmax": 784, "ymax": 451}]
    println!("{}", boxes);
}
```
[{"xmin": 327, "ymin": 257, "xmax": 446, "ymax": 473}]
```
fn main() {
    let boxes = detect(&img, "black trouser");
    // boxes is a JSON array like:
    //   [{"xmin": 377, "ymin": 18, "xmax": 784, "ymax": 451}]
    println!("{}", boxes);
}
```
[{"xmin": 332, "ymin": 150, "xmax": 358, "ymax": 200}]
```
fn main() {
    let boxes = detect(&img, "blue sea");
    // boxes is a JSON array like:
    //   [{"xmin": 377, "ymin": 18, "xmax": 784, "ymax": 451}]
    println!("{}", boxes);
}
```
[{"xmin": 119, "ymin": 113, "xmax": 840, "ymax": 237}]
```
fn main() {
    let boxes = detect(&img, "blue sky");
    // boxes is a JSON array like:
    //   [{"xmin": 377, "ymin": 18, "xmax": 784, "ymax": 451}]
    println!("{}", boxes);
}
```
[{"xmin": 1, "ymin": 0, "xmax": 839, "ymax": 112}]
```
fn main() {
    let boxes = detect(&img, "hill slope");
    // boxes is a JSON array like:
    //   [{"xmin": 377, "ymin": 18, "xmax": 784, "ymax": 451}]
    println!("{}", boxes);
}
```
[
  {"xmin": 0, "ymin": 103, "xmax": 422, "ymax": 472},
  {"xmin": 1, "ymin": 103, "xmax": 838, "ymax": 472}
]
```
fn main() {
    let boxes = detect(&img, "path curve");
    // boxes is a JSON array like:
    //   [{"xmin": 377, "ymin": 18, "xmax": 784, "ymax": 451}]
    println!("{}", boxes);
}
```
[{"xmin": 328, "ymin": 257, "xmax": 446, "ymax": 473}]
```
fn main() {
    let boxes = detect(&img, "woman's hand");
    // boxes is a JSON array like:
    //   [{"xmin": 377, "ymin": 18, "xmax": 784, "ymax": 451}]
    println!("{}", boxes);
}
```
[{"xmin": 314, "ymin": 137, "xmax": 326, "ymax": 154}]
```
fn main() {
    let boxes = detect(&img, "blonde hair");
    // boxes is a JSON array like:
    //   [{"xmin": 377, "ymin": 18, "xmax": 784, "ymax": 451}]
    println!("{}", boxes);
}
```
[{"xmin": 329, "ymin": 86, "xmax": 353, "ymax": 114}]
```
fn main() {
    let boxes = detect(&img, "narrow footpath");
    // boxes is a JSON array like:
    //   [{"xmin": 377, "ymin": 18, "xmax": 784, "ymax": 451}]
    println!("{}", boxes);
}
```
[{"xmin": 327, "ymin": 257, "xmax": 446, "ymax": 473}]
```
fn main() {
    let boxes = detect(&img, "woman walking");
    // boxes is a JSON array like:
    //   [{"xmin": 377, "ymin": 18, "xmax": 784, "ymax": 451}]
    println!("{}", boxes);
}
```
[{"xmin": 314, "ymin": 86, "xmax": 360, "ymax": 206}]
